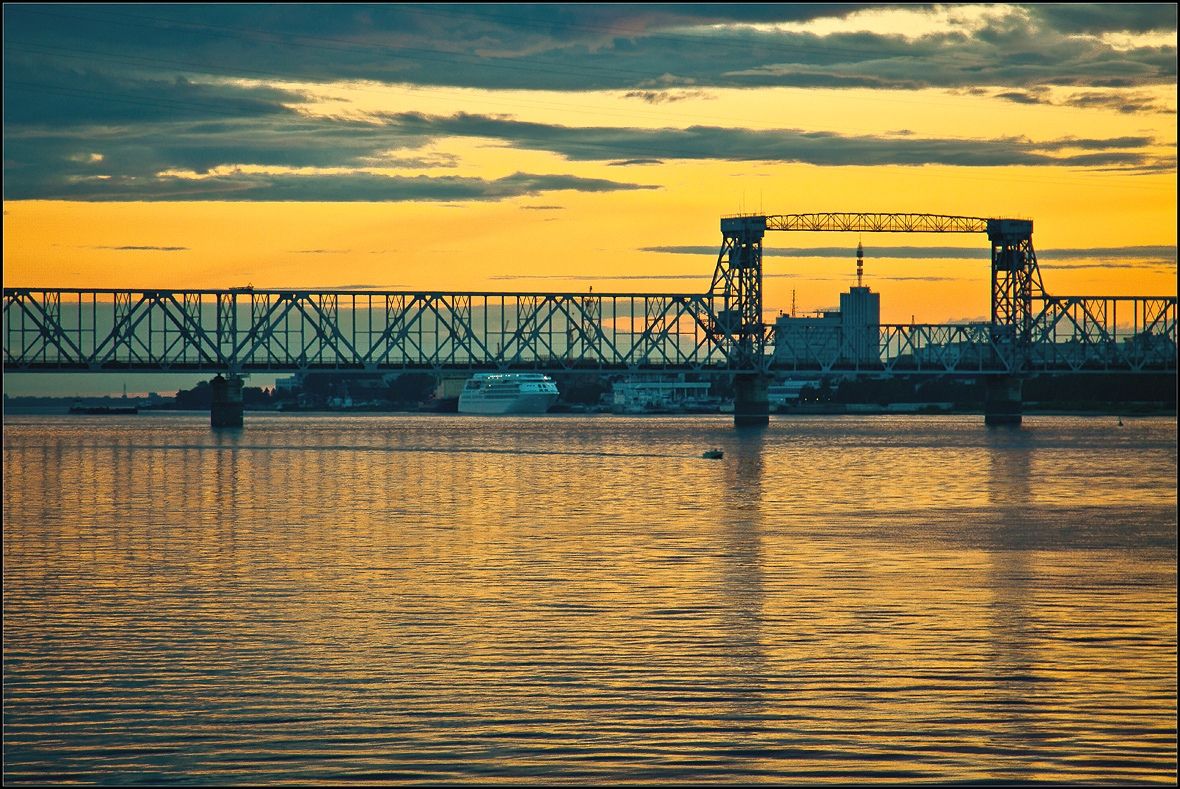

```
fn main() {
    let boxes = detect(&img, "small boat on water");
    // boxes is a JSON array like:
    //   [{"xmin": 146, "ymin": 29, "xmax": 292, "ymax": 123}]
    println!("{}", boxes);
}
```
[{"xmin": 702, "ymin": 448, "xmax": 723, "ymax": 460}]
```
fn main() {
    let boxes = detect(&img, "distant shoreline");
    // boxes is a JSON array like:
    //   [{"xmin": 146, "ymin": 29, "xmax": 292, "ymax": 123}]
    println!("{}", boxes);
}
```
[{"xmin": 4, "ymin": 406, "xmax": 1175, "ymax": 418}]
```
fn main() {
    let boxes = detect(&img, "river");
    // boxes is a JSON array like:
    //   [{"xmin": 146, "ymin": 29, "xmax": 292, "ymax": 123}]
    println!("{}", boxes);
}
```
[{"xmin": 3, "ymin": 413, "xmax": 1176, "ymax": 783}]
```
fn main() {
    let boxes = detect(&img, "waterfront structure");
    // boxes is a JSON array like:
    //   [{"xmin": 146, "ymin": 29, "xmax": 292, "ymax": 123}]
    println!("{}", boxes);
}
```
[
  {"xmin": 458, "ymin": 372, "xmax": 559, "ymax": 415},
  {"xmin": 767, "ymin": 380, "xmax": 811, "ymax": 407},
  {"xmin": 611, "ymin": 377, "xmax": 714, "ymax": 413}
]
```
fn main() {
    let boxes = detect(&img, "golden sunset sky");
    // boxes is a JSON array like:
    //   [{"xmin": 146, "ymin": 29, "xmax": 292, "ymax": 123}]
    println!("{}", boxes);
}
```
[{"xmin": 3, "ymin": 3, "xmax": 1176, "ymax": 394}]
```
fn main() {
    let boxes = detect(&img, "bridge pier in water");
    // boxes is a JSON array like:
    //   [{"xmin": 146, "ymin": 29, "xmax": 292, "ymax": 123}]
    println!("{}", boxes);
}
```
[
  {"xmin": 733, "ymin": 374, "xmax": 770, "ymax": 428},
  {"xmin": 984, "ymin": 375, "xmax": 1023, "ymax": 426},
  {"xmin": 210, "ymin": 373, "xmax": 244, "ymax": 428}
]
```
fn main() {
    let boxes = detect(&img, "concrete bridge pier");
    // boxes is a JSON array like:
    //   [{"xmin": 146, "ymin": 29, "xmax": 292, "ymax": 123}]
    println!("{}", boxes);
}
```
[
  {"xmin": 733, "ymin": 374, "xmax": 770, "ymax": 428},
  {"xmin": 210, "ymin": 373, "xmax": 244, "ymax": 428},
  {"xmin": 984, "ymin": 375, "xmax": 1023, "ymax": 426}
]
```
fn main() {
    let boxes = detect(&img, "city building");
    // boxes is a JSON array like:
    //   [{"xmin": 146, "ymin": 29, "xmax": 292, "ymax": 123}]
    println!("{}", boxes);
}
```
[{"xmin": 774, "ymin": 242, "xmax": 881, "ymax": 367}]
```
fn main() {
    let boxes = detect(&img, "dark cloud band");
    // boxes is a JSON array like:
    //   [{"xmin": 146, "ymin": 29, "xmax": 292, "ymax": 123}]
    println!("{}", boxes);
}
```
[
  {"xmin": 6, "ymin": 171, "xmax": 656, "ymax": 202},
  {"xmin": 4, "ymin": 4, "xmax": 1174, "ymax": 93},
  {"xmin": 4, "ymin": 4, "xmax": 1175, "ymax": 202}
]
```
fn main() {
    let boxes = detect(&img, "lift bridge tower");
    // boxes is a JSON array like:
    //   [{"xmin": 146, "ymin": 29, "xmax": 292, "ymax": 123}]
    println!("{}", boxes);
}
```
[
  {"xmin": 711, "ymin": 215, "xmax": 770, "ymax": 426},
  {"xmin": 710, "ymin": 212, "xmax": 1043, "ymax": 426},
  {"xmin": 985, "ymin": 218, "xmax": 1041, "ymax": 424}
]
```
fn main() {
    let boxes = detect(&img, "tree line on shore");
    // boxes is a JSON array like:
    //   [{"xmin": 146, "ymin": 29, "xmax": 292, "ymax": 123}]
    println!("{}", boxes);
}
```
[{"xmin": 6, "ymin": 371, "xmax": 1173, "ymax": 412}]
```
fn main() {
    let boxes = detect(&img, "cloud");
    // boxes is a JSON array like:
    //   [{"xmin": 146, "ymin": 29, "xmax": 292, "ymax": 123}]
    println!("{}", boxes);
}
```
[
  {"xmin": 490, "ymin": 272, "xmax": 967, "ymax": 283},
  {"xmin": 1056, "ymin": 90, "xmax": 1175, "ymax": 114},
  {"xmin": 1039, "ymin": 259, "xmax": 1176, "ymax": 270},
  {"xmin": 3, "ymin": 4, "xmax": 1173, "ymax": 96},
  {"xmin": 519, "ymin": 204, "xmax": 564, "ymax": 210},
  {"xmin": 7, "ymin": 171, "xmax": 656, "ymax": 202},
  {"xmin": 3, "ymin": 64, "xmax": 303, "ymax": 127},
  {"xmin": 993, "ymin": 90, "xmax": 1045, "ymax": 105},
  {"xmin": 622, "ymin": 89, "xmax": 711, "ymax": 104},
  {"xmin": 381, "ymin": 112, "xmax": 1163, "ymax": 169},
  {"xmin": 13, "ymin": 103, "xmax": 1164, "ymax": 203},
  {"xmin": 1038, "ymin": 245, "xmax": 1176, "ymax": 259},
  {"xmin": 607, "ymin": 159, "xmax": 665, "ymax": 166},
  {"xmin": 4, "ymin": 113, "xmax": 437, "ymax": 199},
  {"xmin": 992, "ymin": 87, "xmax": 1175, "ymax": 114},
  {"xmin": 1025, "ymin": 4, "xmax": 1177, "ymax": 34},
  {"xmin": 4, "ymin": 5, "xmax": 1175, "ymax": 204},
  {"xmin": 94, "ymin": 245, "xmax": 189, "ymax": 251}
]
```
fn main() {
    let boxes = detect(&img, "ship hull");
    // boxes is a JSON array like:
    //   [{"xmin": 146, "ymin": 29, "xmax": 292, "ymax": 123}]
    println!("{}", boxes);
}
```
[{"xmin": 458, "ymin": 393, "xmax": 558, "ymax": 415}]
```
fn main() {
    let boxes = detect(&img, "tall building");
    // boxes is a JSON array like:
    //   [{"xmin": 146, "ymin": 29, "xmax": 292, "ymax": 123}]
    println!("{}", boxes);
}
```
[
  {"xmin": 773, "ymin": 245, "xmax": 881, "ymax": 367},
  {"xmin": 839, "ymin": 285, "xmax": 881, "ymax": 364}
]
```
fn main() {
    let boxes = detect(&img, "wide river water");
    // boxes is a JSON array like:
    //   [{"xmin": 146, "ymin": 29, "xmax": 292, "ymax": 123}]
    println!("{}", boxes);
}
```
[{"xmin": 3, "ymin": 413, "xmax": 1176, "ymax": 784}]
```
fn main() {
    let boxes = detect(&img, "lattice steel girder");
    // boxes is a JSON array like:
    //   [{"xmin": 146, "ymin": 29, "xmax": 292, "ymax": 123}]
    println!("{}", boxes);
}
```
[
  {"xmin": 759, "ymin": 213, "xmax": 991, "ymax": 233},
  {"xmin": 1031, "ymin": 295, "xmax": 1178, "ymax": 370},
  {"xmin": 2, "ymin": 288, "xmax": 736, "ymax": 372},
  {"xmin": 5, "ymin": 284, "xmax": 1175, "ymax": 375}
]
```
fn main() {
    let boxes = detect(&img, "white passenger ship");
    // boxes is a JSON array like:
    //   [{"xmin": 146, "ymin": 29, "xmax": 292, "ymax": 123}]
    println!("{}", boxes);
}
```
[{"xmin": 458, "ymin": 373, "xmax": 559, "ymax": 415}]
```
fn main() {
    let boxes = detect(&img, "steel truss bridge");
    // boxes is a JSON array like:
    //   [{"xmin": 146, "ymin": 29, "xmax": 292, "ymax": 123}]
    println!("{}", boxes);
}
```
[{"xmin": 4, "ymin": 213, "xmax": 1177, "ymax": 377}]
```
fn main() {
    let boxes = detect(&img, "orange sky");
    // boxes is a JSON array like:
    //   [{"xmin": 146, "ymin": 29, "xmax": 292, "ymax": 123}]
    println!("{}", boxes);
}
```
[{"xmin": 3, "ymin": 4, "xmax": 1177, "ymax": 394}]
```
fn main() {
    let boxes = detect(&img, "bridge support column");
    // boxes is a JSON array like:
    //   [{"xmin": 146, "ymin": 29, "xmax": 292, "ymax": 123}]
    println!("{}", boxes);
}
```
[
  {"xmin": 210, "ymin": 373, "xmax": 244, "ymax": 428},
  {"xmin": 984, "ymin": 376, "xmax": 1022, "ymax": 426},
  {"xmin": 733, "ymin": 374, "xmax": 770, "ymax": 428}
]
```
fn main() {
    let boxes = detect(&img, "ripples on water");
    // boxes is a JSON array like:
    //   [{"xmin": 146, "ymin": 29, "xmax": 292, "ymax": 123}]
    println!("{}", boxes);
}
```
[{"xmin": 3, "ymin": 414, "xmax": 1176, "ymax": 784}]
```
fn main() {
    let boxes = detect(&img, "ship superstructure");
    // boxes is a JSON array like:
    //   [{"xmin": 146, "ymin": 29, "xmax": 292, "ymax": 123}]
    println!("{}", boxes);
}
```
[{"xmin": 458, "ymin": 373, "xmax": 559, "ymax": 414}]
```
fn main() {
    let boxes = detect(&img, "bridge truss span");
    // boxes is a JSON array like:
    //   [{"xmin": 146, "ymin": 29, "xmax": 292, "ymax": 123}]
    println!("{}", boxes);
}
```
[
  {"xmin": 767, "ymin": 310, "xmax": 1177, "ymax": 376},
  {"xmin": 2, "ymin": 288, "xmax": 731, "ymax": 373},
  {"xmin": 4, "ymin": 212, "xmax": 1176, "ymax": 380},
  {"xmin": 1030, "ymin": 295, "xmax": 1178, "ymax": 371},
  {"xmin": 760, "ymin": 213, "xmax": 992, "ymax": 233}
]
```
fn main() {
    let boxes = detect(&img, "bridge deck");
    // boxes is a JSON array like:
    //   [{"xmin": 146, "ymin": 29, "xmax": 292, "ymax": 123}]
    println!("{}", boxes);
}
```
[{"xmin": 5, "ymin": 288, "xmax": 1175, "ymax": 375}]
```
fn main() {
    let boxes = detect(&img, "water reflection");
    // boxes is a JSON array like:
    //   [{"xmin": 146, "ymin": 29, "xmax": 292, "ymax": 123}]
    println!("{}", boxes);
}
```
[
  {"xmin": 2, "ymin": 414, "xmax": 1175, "ymax": 784},
  {"xmin": 983, "ymin": 429, "xmax": 1045, "ymax": 781},
  {"xmin": 718, "ymin": 429, "xmax": 767, "ymax": 727},
  {"xmin": 984, "ymin": 426, "xmax": 1034, "ymax": 539}
]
